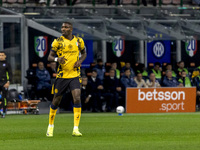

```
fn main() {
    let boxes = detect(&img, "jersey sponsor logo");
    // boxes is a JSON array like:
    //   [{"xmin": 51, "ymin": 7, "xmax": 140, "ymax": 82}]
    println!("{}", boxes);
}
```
[
  {"xmin": 3, "ymin": 63, "xmax": 6, "ymax": 67},
  {"xmin": 34, "ymin": 36, "xmax": 48, "ymax": 58},
  {"xmin": 185, "ymin": 38, "xmax": 197, "ymax": 57},
  {"xmin": 112, "ymin": 36, "xmax": 125, "ymax": 57},
  {"xmin": 153, "ymin": 42, "xmax": 165, "ymax": 58},
  {"xmin": 68, "ymin": 44, "xmax": 73, "ymax": 50}
]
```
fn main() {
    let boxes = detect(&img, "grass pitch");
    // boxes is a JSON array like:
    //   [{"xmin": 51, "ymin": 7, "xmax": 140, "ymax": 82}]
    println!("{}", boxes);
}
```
[{"xmin": 0, "ymin": 112, "xmax": 200, "ymax": 150}]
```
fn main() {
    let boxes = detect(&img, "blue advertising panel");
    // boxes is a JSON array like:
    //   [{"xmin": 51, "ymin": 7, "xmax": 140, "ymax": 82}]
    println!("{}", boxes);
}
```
[{"xmin": 147, "ymin": 40, "xmax": 171, "ymax": 64}]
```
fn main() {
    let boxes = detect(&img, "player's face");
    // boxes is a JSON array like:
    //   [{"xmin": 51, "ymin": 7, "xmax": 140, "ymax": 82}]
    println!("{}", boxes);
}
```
[
  {"xmin": 154, "ymin": 65, "xmax": 160, "ymax": 71},
  {"xmin": 167, "ymin": 71, "xmax": 172, "ymax": 78},
  {"xmin": 111, "ymin": 63, "xmax": 117, "ymax": 69},
  {"xmin": 179, "ymin": 62, "xmax": 184, "ymax": 68},
  {"xmin": 61, "ymin": 23, "xmax": 72, "ymax": 37},
  {"xmin": 150, "ymin": 73, "xmax": 155, "ymax": 81},
  {"xmin": 166, "ymin": 65, "xmax": 172, "ymax": 70},
  {"xmin": 125, "ymin": 70, "xmax": 131, "ymax": 77},
  {"xmin": 109, "ymin": 70, "xmax": 115, "ymax": 77},
  {"xmin": 50, "ymin": 62, "xmax": 57, "ymax": 69},
  {"xmin": 82, "ymin": 78, "xmax": 88, "ymax": 86},
  {"xmin": 182, "ymin": 72, "xmax": 186, "ymax": 78},
  {"xmin": 137, "ymin": 74, "xmax": 142, "ymax": 81},
  {"xmin": 0, "ymin": 53, "xmax": 6, "ymax": 61},
  {"xmin": 38, "ymin": 62, "xmax": 44, "ymax": 70}
]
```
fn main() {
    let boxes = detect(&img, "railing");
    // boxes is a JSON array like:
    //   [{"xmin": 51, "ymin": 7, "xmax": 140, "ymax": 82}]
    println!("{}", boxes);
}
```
[{"xmin": 0, "ymin": 0, "xmax": 186, "ymax": 7}]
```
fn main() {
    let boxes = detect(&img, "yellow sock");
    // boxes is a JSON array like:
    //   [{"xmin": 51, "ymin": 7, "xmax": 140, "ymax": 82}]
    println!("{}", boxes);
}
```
[
  {"xmin": 49, "ymin": 107, "xmax": 57, "ymax": 125},
  {"xmin": 74, "ymin": 107, "xmax": 81, "ymax": 128}
]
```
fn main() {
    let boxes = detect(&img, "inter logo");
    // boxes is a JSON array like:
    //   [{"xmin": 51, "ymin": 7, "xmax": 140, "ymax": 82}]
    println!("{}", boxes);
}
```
[{"xmin": 153, "ymin": 42, "xmax": 165, "ymax": 58}]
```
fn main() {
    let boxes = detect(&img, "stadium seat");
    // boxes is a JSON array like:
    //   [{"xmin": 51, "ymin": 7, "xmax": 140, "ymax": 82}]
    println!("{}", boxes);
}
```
[
  {"xmin": 190, "ymin": 62, "xmax": 195, "ymax": 68},
  {"xmin": 172, "ymin": 0, "xmax": 180, "ymax": 5},
  {"xmin": 156, "ymin": 0, "xmax": 172, "ymax": 4},
  {"xmin": 132, "ymin": 0, "xmax": 142, "ymax": 5},
  {"xmin": 6, "ymin": 0, "xmax": 17, "ymax": 3},
  {"xmin": 104, "ymin": 72, "xmax": 110, "ymax": 77},
  {"xmin": 162, "ymin": 63, "xmax": 167, "ymax": 67},
  {"xmin": 122, "ymin": 0, "xmax": 133, "ymax": 4},
  {"xmin": 46, "ymin": 63, "xmax": 51, "ymax": 68},
  {"xmin": 87, "ymin": 72, "xmax": 92, "ymax": 77},
  {"xmin": 17, "ymin": 0, "xmax": 28, "ymax": 3}
]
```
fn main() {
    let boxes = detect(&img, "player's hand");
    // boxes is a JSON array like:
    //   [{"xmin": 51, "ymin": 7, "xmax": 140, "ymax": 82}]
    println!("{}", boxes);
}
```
[
  {"xmin": 85, "ymin": 97, "xmax": 90, "ymax": 103},
  {"xmin": 58, "ymin": 57, "xmax": 66, "ymax": 64},
  {"xmin": 97, "ymin": 85, "xmax": 104, "ymax": 90},
  {"xmin": 74, "ymin": 60, "xmax": 81, "ymax": 68},
  {"xmin": 116, "ymin": 87, "xmax": 121, "ymax": 92},
  {"xmin": 4, "ymin": 82, "xmax": 10, "ymax": 89}
]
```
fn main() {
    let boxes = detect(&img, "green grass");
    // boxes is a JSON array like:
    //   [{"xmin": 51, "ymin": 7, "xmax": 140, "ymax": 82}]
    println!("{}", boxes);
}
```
[{"xmin": 0, "ymin": 113, "xmax": 200, "ymax": 150}]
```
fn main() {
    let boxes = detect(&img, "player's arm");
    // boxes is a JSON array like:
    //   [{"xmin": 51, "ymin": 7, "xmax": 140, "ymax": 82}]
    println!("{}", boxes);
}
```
[
  {"xmin": 74, "ymin": 48, "xmax": 87, "ymax": 68},
  {"xmin": 48, "ymin": 50, "xmax": 66, "ymax": 64}
]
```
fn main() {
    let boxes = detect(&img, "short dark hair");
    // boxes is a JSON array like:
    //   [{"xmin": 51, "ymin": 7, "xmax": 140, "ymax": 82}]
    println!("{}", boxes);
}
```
[
  {"xmin": 97, "ymin": 59, "xmax": 103, "ymax": 63},
  {"xmin": 63, "ymin": 22, "xmax": 72, "ymax": 26},
  {"xmin": 92, "ymin": 69, "xmax": 97, "ymax": 73},
  {"xmin": 154, "ymin": 62, "xmax": 161, "ymax": 67},
  {"xmin": 124, "ymin": 68, "xmax": 130, "ymax": 72},
  {"xmin": 0, "ymin": 51, "xmax": 6, "ymax": 54},
  {"xmin": 178, "ymin": 61, "xmax": 184, "ymax": 64},
  {"xmin": 181, "ymin": 70, "xmax": 186, "ymax": 74},
  {"xmin": 137, "ymin": 72, "xmax": 142, "ymax": 76},
  {"xmin": 109, "ymin": 68, "xmax": 115, "ymax": 72}
]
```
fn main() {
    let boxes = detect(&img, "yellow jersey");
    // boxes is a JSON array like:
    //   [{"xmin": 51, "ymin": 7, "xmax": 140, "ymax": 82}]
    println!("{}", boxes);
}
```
[{"xmin": 51, "ymin": 35, "xmax": 85, "ymax": 79}]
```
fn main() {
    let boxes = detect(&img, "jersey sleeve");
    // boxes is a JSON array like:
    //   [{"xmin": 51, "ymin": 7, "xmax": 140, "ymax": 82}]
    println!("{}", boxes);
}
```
[
  {"xmin": 51, "ymin": 39, "xmax": 59, "ymax": 52},
  {"xmin": 78, "ymin": 37, "xmax": 85, "ymax": 51}
]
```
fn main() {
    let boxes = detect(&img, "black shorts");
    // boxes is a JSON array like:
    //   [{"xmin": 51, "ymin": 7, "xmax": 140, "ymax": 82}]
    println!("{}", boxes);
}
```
[{"xmin": 52, "ymin": 77, "xmax": 81, "ymax": 96}]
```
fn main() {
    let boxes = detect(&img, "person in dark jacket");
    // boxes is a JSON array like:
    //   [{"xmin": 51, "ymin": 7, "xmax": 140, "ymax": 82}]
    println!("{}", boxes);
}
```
[
  {"xmin": 121, "ymin": 68, "xmax": 137, "ymax": 90},
  {"xmin": 94, "ymin": 59, "xmax": 106, "ymax": 82},
  {"xmin": 104, "ymin": 69, "xmax": 122, "ymax": 111},
  {"xmin": 163, "ymin": 70, "xmax": 182, "ymax": 87},
  {"xmin": 81, "ymin": 76, "xmax": 92, "ymax": 111},
  {"xmin": 36, "ymin": 61, "xmax": 51, "ymax": 101},
  {"xmin": 121, "ymin": 62, "xmax": 135, "ymax": 78},
  {"xmin": 0, "ymin": 51, "xmax": 12, "ymax": 118},
  {"xmin": 87, "ymin": 69, "xmax": 104, "ymax": 112}
]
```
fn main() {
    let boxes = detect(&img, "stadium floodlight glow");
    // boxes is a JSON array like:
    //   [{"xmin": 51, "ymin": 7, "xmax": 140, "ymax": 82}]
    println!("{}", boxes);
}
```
[{"xmin": 24, "ymin": 12, "xmax": 40, "ymax": 15}]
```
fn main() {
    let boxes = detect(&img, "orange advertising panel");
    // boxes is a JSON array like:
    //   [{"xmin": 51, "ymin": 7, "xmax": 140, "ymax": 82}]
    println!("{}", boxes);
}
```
[{"xmin": 126, "ymin": 87, "xmax": 196, "ymax": 113}]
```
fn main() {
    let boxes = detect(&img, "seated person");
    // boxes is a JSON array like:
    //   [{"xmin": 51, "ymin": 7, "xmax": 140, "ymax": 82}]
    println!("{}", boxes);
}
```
[
  {"xmin": 81, "ymin": 76, "xmax": 92, "ymax": 111},
  {"xmin": 94, "ymin": 59, "xmax": 106, "ymax": 82},
  {"xmin": 165, "ymin": 63, "xmax": 176, "ymax": 78},
  {"xmin": 121, "ymin": 68, "xmax": 137, "ymax": 90},
  {"xmin": 136, "ymin": 63, "xmax": 148, "ymax": 81},
  {"xmin": 163, "ymin": 70, "xmax": 182, "ymax": 87},
  {"xmin": 134, "ymin": 72, "xmax": 148, "ymax": 88},
  {"xmin": 47, "ymin": 61, "xmax": 57, "ymax": 84},
  {"xmin": 178, "ymin": 71, "xmax": 192, "ymax": 87},
  {"xmin": 87, "ymin": 69, "xmax": 104, "ymax": 112},
  {"xmin": 47, "ymin": 62, "xmax": 57, "ymax": 78},
  {"xmin": 146, "ymin": 72, "xmax": 161, "ymax": 87},
  {"xmin": 111, "ymin": 62, "xmax": 120, "ymax": 79},
  {"xmin": 176, "ymin": 61, "xmax": 189, "ymax": 78},
  {"xmin": 149, "ymin": 62, "xmax": 162, "ymax": 84},
  {"xmin": 103, "ymin": 69, "xmax": 122, "ymax": 112},
  {"xmin": 36, "ymin": 61, "xmax": 51, "ymax": 101},
  {"xmin": 121, "ymin": 62, "xmax": 135, "ymax": 78}
]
